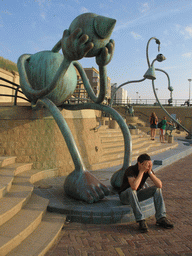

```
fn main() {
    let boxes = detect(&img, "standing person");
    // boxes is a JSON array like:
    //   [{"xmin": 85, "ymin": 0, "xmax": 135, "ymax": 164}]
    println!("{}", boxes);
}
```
[
  {"xmin": 159, "ymin": 116, "xmax": 170, "ymax": 143},
  {"xmin": 118, "ymin": 153, "xmax": 174, "ymax": 233},
  {"xmin": 149, "ymin": 112, "xmax": 158, "ymax": 140}
]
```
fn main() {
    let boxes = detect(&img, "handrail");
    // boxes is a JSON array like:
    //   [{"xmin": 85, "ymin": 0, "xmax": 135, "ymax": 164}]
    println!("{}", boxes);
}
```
[
  {"xmin": 0, "ymin": 84, "xmax": 24, "ymax": 94},
  {"xmin": 0, "ymin": 94, "xmax": 30, "ymax": 102},
  {"xmin": 0, "ymin": 77, "xmax": 20, "ymax": 87},
  {"xmin": 0, "ymin": 77, "xmax": 30, "ymax": 105}
]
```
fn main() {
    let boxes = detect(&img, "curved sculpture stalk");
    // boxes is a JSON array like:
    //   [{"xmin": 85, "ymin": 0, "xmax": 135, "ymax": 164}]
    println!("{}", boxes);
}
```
[{"xmin": 61, "ymin": 102, "xmax": 132, "ymax": 188}]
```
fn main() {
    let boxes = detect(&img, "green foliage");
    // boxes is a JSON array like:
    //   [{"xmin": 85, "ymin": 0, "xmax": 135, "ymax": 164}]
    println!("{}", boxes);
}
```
[{"xmin": 0, "ymin": 56, "xmax": 18, "ymax": 73}]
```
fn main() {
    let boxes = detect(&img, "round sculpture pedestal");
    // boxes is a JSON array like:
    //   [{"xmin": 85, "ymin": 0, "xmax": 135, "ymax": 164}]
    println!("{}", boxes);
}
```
[{"xmin": 34, "ymin": 176, "xmax": 155, "ymax": 224}]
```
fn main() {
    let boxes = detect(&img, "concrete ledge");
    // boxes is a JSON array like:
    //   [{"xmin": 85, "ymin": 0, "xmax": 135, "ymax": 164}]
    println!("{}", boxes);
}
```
[
  {"xmin": 34, "ymin": 177, "xmax": 155, "ymax": 225},
  {"xmin": 0, "ymin": 106, "xmax": 96, "ymax": 120}
]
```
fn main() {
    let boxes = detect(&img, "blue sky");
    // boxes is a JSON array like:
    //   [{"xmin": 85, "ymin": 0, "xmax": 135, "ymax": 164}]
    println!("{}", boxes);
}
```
[{"xmin": 1, "ymin": 0, "xmax": 192, "ymax": 101}]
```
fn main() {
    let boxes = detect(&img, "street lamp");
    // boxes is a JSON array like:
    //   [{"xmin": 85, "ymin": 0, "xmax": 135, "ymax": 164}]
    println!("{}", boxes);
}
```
[
  {"xmin": 188, "ymin": 79, "xmax": 192, "ymax": 106},
  {"xmin": 136, "ymin": 92, "xmax": 138, "ymax": 104}
]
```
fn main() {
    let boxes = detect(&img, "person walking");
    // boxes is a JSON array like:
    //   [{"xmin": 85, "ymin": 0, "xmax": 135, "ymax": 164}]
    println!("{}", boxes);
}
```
[
  {"xmin": 159, "ymin": 116, "xmax": 170, "ymax": 143},
  {"xmin": 149, "ymin": 112, "xmax": 158, "ymax": 140},
  {"xmin": 118, "ymin": 153, "xmax": 174, "ymax": 233}
]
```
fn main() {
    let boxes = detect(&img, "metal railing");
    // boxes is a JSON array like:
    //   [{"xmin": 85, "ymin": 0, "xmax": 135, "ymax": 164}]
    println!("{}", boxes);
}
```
[
  {"xmin": 112, "ymin": 98, "xmax": 191, "ymax": 107},
  {"xmin": 1, "ymin": 76, "xmax": 190, "ymax": 108},
  {"xmin": 0, "ymin": 77, "xmax": 30, "ymax": 105}
]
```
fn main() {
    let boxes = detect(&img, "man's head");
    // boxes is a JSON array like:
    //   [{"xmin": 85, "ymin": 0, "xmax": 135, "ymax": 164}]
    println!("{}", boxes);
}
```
[
  {"xmin": 137, "ymin": 153, "xmax": 151, "ymax": 163},
  {"xmin": 137, "ymin": 154, "xmax": 152, "ymax": 173}
]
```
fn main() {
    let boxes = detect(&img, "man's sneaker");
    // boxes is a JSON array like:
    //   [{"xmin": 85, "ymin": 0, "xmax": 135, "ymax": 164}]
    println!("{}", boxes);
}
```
[
  {"xmin": 138, "ymin": 220, "xmax": 148, "ymax": 233},
  {"xmin": 156, "ymin": 217, "xmax": 174, "ymax": 229}
]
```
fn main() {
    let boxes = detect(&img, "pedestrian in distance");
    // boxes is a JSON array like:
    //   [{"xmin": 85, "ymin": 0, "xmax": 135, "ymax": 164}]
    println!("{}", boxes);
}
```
[
  {"xmin": 118, "ymin": 153, "xmax": 174, "ymax": 233},
  {"xmin": 149, "ymin": 112, "xmax": 158, "ymax": 140},
  {"xmin": 159, "ymin": 116, "xmax": 171, "ymax": 143}
]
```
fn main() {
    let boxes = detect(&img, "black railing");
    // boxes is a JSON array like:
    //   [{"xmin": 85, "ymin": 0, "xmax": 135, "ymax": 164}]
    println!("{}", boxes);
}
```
[
  {"xmin": 0, "ymin": 77, "xmax": 30, "ymax": 105},
  {"xmin": 0, "ymin": 76, "xmax": 190, "ymax": 108},
  {"xmin": 112, "ymin": 98, "xmax": 191, "ymax": 107}
]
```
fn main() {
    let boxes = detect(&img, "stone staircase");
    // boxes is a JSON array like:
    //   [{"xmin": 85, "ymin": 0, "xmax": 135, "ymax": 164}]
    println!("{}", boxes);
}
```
[
  {"xmin": 0, "ymin": 156, "xmax": 65, "ymax": 256},
  {"xmin": 90, "ymin": 127, "xmax": 178, "ymax": 170}
]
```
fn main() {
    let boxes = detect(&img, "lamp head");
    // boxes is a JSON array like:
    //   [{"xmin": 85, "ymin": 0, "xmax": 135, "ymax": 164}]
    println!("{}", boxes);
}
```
[
  {"xmin": 156, "ymin": 54, "xmax": 166, "ymax": 62},
  {"xmin": 143, "ymin": 65, "xmax": 156, "ymax": 80}
]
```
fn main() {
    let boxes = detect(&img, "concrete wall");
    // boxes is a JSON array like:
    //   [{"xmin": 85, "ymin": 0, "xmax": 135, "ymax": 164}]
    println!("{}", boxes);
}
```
[{"xmin": 0, "ymin": 106, "xmax": 103, "ymax": 176}]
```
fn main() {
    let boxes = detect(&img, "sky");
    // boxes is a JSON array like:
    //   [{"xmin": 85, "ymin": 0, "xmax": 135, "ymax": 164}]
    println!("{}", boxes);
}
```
[{"xmin": 1, "ymin": 0, "xmax": 192, "ymax": 102}]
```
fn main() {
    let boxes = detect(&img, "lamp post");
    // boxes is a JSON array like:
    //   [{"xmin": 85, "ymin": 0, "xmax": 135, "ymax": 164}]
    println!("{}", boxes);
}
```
[{"xmin": 188, "ymin": 79, "xmax": 192, "ymax": 106}]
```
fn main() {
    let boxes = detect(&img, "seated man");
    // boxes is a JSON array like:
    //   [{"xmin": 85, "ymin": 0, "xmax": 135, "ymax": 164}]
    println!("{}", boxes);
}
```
[{"xmin": 118, "ymin": 153, "xmax": 174, "ymax": 233}]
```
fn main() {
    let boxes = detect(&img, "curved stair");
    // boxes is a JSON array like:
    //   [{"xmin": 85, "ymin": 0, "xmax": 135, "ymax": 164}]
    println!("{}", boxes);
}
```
[
  {"xmin": 90, "ymin": 127, "xmax": 178, "ymax": 170},
  {"xmin": 0, "ymin": 156, "xmax": 65, "ymax": 256}
]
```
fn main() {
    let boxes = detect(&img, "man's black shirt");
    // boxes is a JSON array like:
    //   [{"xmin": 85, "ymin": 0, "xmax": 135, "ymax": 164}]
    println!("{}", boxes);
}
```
[{"xmin": 118, "ymin": 163, "xmax": 150, "ymax": 194}]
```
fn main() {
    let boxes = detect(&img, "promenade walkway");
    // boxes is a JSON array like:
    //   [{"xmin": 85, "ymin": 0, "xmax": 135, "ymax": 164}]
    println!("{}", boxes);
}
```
[{"xmin": 45, "ymin": 149, "xmax": 192, "ymax": 255}]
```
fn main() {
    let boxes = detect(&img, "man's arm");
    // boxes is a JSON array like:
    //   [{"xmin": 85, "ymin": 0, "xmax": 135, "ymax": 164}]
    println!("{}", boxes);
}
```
[
  {"xmin": 128, "ymin": 172, "xmax": 144, "ymax": 191},
  {"xmin": 128, "ymin": 162, "xmax": 148, "ymax": 190},
  {"xmin": 148, "ymin": 161, "xmax": 162, "ymax": 188}
]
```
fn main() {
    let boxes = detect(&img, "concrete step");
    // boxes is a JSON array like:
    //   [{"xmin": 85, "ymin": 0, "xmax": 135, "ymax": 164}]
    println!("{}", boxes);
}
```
[
  {"xmin": 0, "ymin": 176, "xmax": 34, "ymax": 226},
  {"xmin": 101, "ymin": 142, "xmax": 157, "ymax": 162},
  {"xmin": 0, "ymin": 156, "xmax": 17, "ymax": 167},
  {"xmin": 102, "ymin": 138, "xmax": 157, "ymax": 154},
  {"xmin": 7, "ymin": 212, "xmax": 65, "ymax": 256},
  {"xmin": 91, "ymin": 141, "xmax": 178, "ymax": 171},
  {"xmin": 0, "ymin": 163, "xmax": 33, "ymax": 199},
  {"xmin": 0, "ymin": 170, "xmax": 14, "ymax": 199},
  {"xmin": 100, "ymin": 133, "xmax": 147, "ymax": 144},
  {"xmin": 0, "ymin": 152, "xmax": 64, "ymax": 255},
  {"xmin": 23, "ymin": 168, "xmax": 59, "ymax": 184},
  {"xmin": 132, "ymin": 139, "xmax": 160, "ymax": 150},
  {"xmin": 100, "ymin": 136, "xmax": 124, "ymax": 143},
  {"xmin": 0, "ymin": 193, "xmax": 49, "ymax": 256},
  {"xmin": 102, "ymin": 141, "xmax": 124, "ymax": 148},
  {"xmin": 7, "ymin": 162, "xmax": 33, "ymax": 176}
]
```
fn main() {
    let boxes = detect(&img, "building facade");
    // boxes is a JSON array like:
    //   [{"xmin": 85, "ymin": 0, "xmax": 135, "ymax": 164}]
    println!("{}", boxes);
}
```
[{"xmin": 111, "ymin": 83, "xmax": 129, "ymax": 105}]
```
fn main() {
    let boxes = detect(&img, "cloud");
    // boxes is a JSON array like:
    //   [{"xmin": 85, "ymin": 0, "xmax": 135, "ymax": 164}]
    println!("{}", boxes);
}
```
[
  {"xmin": 115, "ymin": 2, "xmax": 192, "ymax": 33},
  {"xmin": 35, "ymin": 0, "xmax": 51, "ymax": 8},
  {"xmin": 81, "ymin": 7, "xmax": 89, "ymax": 13},
  {"xmin": 176, "ymin": 24, "xmax": 192, "ymax": 39},
  {"xmin": 139, "ymin": 2, "xmax": 150, "ymax": 13},
  {"xmin": 130, "ymin": 31, "xmax": 142, "ymax": 40},
  {"xmin": 161, "ymin": 40, "xmax": 172, "ymax": 47},
  {"xmin": 40, "ymin": 12, "xmax": 46, "ymax": 20},
  {"xmin": 182, "ymin": 52, "xmax": 192, "ymax": 58},
  {"xmin": 185, "ymin": 25, "xmax": 192, "ymax": 37}
]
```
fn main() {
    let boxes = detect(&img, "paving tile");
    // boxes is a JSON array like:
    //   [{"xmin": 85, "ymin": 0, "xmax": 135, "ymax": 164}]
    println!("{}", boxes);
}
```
[{"xmin": 45, "ymin": 153, "xmax": 192, "ymax": 256}]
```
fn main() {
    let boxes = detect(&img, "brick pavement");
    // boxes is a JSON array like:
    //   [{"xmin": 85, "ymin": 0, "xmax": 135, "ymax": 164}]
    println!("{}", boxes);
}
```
[{"xmin": 45, "ymin": 154, "xmax": 192, "ymax": 256}]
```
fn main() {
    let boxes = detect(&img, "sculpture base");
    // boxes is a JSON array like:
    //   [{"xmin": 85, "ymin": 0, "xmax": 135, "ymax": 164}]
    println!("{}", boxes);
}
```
[{"xmin": 34, "ymin": 176, "xmax": 155, "ymax": 224}]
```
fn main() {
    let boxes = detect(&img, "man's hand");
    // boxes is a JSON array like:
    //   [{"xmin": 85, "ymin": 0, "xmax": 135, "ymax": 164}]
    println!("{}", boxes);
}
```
[
  {"xmin": 139, "ymin": 160, "xmax": 152, "ymax": 173},
  {"xmin": 148, "ymin": 160, "xmax": 152, "ymax": 173},
  {"xmin": 96, "ymin": 39, "xmax": 115, "ymax": 66},
  {"xmin": 61, "ymin": 28, "xmax": 94, "ymax": 61}
]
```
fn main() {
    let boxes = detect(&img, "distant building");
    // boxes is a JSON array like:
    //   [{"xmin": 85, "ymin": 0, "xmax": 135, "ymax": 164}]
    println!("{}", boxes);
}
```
[
  {"xmin": 111, "ymin": 83, "xmax": 129, "ymax": 105},
  {"xmin": 83, "ymin": 67, "xmax": 111, "ymax": 104}
]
